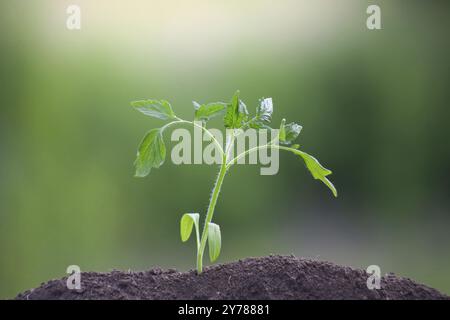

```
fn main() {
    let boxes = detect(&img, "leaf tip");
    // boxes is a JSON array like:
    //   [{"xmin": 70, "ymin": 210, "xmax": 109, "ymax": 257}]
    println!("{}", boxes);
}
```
[{"xmin": 133, "ymin": 170, "xmax": 148, "ymax": 178}]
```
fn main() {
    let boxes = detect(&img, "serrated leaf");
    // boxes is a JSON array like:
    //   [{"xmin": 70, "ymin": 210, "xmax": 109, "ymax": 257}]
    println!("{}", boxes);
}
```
[
  {"xmin": 256, "ymin": 97, "xmax": 273, "ymax": 123},
  {"xmin": 284, "ymin": 123, "xmax": 302, "ymax": 143},
  {"xmin": 224, "ymin": 90, "xmax": 248, "ymax": 128},
  {"xmin": 248, "ymin": 121, "xmax": 272, "ymax": 129},
  {"xmin": 131, "ymin": 99, "xmax": 176, "ymax": 120},
  {"xmin": 134, "ymin": 128, "xmax": 166, "ymax": 177},
  {"xmin": 247, "ymin": 97, "xmax": 274, "ymax": 129},
  {"xmin": 279, "ymin": 119, "xmax": 302, "ymax": 145},
  {"xmin": 286, "ymin": 147, "xmax": 337, "ymax": 197},
  {"xmin": 194, "ymin": 102, "xmax": 227, "ymax": 121},
  {"xmin": 208, "ymin": 222, "xmax": 221, "ymax": 262},
  {"xmin": 180, "ymin": 213, "xmax": 200, "ymax": 248}
]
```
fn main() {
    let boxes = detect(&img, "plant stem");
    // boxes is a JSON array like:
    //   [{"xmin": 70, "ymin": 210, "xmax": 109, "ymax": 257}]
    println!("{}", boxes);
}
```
[
  {"xmin": 197, "ymin": 159, "xmax": 227, "ymax": 273},
  {"xmin": 196, "ymin": 130, "xmax": 235, "ymax": 273}
]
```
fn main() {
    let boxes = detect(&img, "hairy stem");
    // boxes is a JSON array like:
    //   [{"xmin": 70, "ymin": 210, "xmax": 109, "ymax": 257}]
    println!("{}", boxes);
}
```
[
  {"xmin": 197, "ymin": 159, "xmax": 227, "ymax": 273},
  {"xmin": 196, "ymin": 130, "xmax": 236, "ymax": 273}
]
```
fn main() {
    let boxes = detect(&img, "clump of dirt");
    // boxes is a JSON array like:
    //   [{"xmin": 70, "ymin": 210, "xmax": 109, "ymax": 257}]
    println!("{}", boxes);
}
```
[{"xmin": 16, "ymin": 255, "xmax": 448, "ymax": 300}]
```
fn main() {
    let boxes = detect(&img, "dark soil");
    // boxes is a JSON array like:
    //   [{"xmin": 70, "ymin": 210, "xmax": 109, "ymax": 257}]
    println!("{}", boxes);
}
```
[{"xmin": 16, "ymin": 255, "xmax": 448, "ymax": 300}]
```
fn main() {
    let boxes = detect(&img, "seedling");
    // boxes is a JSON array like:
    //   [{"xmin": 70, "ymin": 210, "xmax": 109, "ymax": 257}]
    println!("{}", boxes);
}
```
[{"xmin": 131, "ymin": 91, "xmax": 337, "ymax": 273}]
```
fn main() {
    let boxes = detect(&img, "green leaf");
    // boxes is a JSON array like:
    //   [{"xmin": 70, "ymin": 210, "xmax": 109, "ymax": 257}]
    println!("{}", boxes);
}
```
[
  {"xmin": 131, "ymin": 99, "xmax": 176, "ymax": 120},
  {"xmin": 256, "ymin": 97, "xmax": 273, "ymax": 123},
  {"xmin": 224, "ymin": 90, "xmax": 248, "ymax": 128},
  {"xmin": 247, "ymin": 97, "xmax": 274, "ymax": 129},
  {"xmin": 134, "ymin": 128, "xmax": 166, "ymax": 177},
  {"xmin": 285, "ymin": 147, "xmax": 337, "ymax": 197},
  {"xmin": 208, "ymin": 222, "xmax": 221, "ymax": 262},
  {"xmin": 248, "ymin": 121, "xmax": 268, "ymax": 129},
  {"xmin": 194, "ymin": 102, "xmax": 227, "ymax": 121},
  {"xmin": 279, "ymin": 119, "xmax": 302, "ymax": 145},
  {"xmin": 180, "ymin": 213, "xmax": 200, "ymax": 248}
]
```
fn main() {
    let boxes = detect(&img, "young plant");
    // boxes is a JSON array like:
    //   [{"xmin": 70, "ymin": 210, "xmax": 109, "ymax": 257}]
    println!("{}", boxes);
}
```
[{"xmin": 131, "ymin": 91, "xmax": 337, "ymax": 273}]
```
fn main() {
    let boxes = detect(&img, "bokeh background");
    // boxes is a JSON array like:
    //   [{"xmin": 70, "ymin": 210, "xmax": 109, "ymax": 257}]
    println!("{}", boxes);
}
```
[{"xmin": 1, "ymin": 0, "xmax": 449, "ymax": 298}]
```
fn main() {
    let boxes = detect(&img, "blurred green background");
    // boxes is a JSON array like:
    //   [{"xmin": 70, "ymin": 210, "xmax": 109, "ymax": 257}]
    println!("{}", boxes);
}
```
[{"xmin": 1, "ymin": 0, "xmax": 449, "ymax": 298}]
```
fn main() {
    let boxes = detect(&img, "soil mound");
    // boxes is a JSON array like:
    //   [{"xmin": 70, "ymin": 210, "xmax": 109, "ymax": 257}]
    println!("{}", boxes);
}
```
[{"xmin": 16, "ymin": 255, "xmax": 448, "ymax": 300}]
